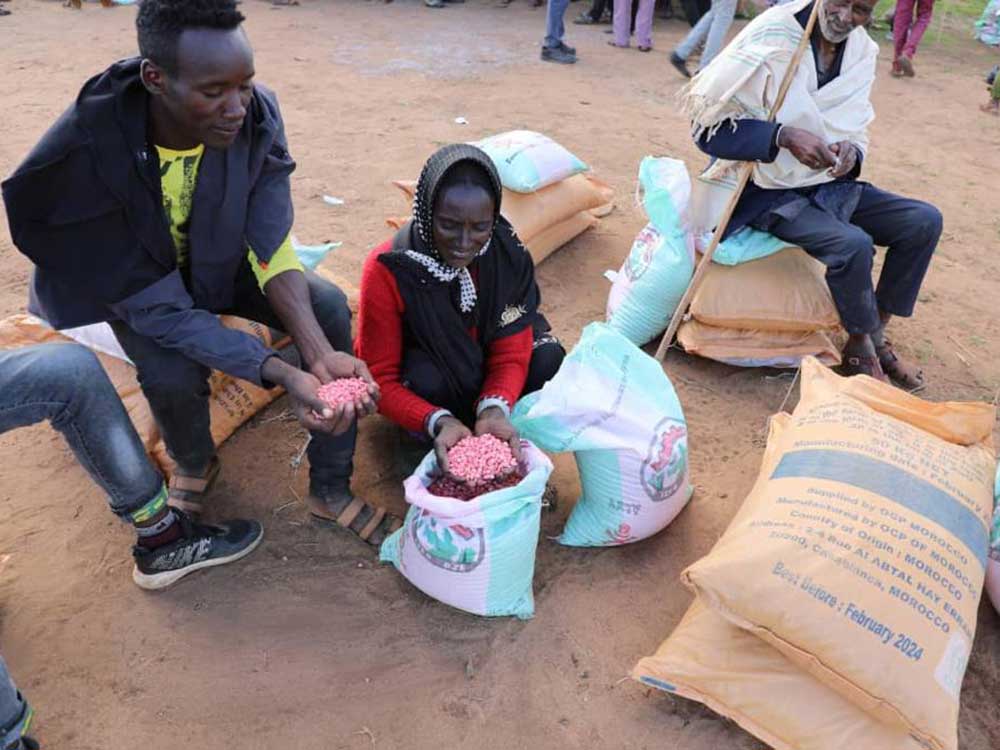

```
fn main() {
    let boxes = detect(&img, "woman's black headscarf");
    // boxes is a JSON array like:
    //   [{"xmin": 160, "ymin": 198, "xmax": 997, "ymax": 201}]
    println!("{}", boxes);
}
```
[{"xmin": 379, "ymin": 143, "xmax": 542, "ymax": 422}]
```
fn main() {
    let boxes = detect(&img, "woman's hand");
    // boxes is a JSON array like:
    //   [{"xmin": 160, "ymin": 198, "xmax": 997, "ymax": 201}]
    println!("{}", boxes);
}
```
[
  {"xmin": 433, "ymin": 416, "xmax": 473, "ymax": 475},
  {"xmin": 474, "ymin": 406, "xmax": 523, "ymax": 463}
]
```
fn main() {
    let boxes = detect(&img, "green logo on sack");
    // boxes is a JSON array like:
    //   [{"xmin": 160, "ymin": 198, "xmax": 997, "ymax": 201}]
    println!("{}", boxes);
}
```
[
  {"xmin": 640, "ymin": 418, "xmax": 688, "ymax": 502},
  {"xmin": 411, "ymin": 511, "xmax": 486, "ymax": 572}
]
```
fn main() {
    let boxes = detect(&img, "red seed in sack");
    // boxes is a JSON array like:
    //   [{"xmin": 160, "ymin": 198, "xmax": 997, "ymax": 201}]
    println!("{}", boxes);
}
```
[
  {"xmin": 316, "ymin": 377, "xmax": 370, "ymax": 408},
  {"xmin": 427, "ymin": 471, "xmax": 525, "ymax": 501}
]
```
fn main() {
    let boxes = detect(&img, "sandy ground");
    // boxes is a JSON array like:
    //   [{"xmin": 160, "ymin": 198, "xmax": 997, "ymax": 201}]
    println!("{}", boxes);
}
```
[{"xmin": 1, "ymin": 1, "xmax": 999, "ymax": 748}]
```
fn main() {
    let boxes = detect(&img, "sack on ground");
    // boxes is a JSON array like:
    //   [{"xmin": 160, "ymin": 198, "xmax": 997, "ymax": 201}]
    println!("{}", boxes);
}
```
[
  {"xmin": 690, "ymin": 247, "xmax": 840, "ymax": 332},
  {"xmin": 633, "ymin": 598, "xmax": 925, "ymax": 750},
  {"xmin": 474, "ymin": 130, "xmax": 588, "ymax": 193},
  {"xmin": 986, "ymin": 463, "xmax": 1000, "ymax": 616},
  {"xmin": 513, "ymin": 323, "xmax": 692, "ymax": 547},
  {"xmin": 0, "ymin": 314, "xmax": 285, "ymax": 478},
  {"xmin": 681, "ymin": 357, "xmax": 996, "ymax": 750},
  {"xmin": 605, "ymin": 157, "xmax": 695, "ymax": 346},
  {"xmin": 677, "ymin": 320, "xmax": 841, "ymax": 369},
  {"xmin": 379, "ymin": 440, "xmax": 553, "ymax": 619},
  {"xmin": 633, "ymin": 414, "xmax": 922, "ymax": 750}
]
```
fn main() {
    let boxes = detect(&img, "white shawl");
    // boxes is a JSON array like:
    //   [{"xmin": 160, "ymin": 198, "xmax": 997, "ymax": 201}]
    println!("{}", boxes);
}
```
[{"xmin": 683, "ymin": 0, "xmax": 879, "ymax": 194}]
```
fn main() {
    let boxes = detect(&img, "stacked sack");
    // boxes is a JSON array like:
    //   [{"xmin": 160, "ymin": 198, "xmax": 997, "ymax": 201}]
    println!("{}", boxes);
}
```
[
  {"xmin": 605, "ymin": 157, "xmax": 842, "ymax": 367},
  {"xmin": 0, "ymin": 314, "xmax": 286, "ymax": 478},
  {"xmin": 389, "ymin": 131, "xmax": 614, "ymax": 266},
  {"xmin": 679, "ymin": 246, "xmax": 842, "ymax": 368},
  {"xmin": 633, "ymin": 358, "xmax": 997, "ymax": 750}
]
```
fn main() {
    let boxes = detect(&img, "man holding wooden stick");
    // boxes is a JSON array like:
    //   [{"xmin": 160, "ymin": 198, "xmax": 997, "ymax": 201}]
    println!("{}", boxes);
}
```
[{"xmin": 684, "ymin": 0, "xmax": 940, "ymax": 389}]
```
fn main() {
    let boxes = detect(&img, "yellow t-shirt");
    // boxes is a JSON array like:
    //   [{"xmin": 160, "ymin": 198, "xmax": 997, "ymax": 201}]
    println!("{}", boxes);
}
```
[
  {"xmin": 157, "ymin": 144, "xmax": 204, "ymax": 269},
  {"xmin": 156, "ymin": 144, "xmax": 303, "ymax": 289}
]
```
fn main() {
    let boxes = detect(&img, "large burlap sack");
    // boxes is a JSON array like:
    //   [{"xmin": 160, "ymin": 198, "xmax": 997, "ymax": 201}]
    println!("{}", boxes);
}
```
[
  {"xmin": 605, "ymin": 158, "xmax": 696, "ymax": 346},
  {"xmin": 474, "ymin": 130, "xmax": 588, "ymax": 193},
  {"xmin": 986, "ymin": 463, "xmax": 1000, "ymax": 616},
  {"xmin": 389, "ymin": 173, "xmax": 612, "ymax": 266},
  {"xmin": 513, "ymin": 323, "xmax": 692, "ymax": 547},
  {"xmin": 633, "ymin": 413, "xmax": 923, "ymax": 750},
  {"xmin": 677, "ymin": 319, "xmax": 841, "ymax": 369},
  {"xmin": 690, "ymin": 248, "xmax": 840, "ymax": 332},
  {"xmin": 633, "ymin": 599, "xmax": 925, "ymax": 750},
  {"xmin": 0, "ymin": 314, "xmax": 285, "ymax": 478},
  {"xmin": 682, "ymin": 357, "xmax": 996, "ymax": 750},
  {"xmin": 379, "ymin": 440, "xmax": 552, "ymax": 619}
]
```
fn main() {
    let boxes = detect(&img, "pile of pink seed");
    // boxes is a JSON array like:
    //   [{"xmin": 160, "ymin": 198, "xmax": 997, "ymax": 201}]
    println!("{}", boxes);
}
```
[
  {"xmin": 316, "ymin": 377, "xmax": 369, "ymax": 408},
  {"xmin": 445, "ymin": 434, "xmax": 518, "ymax": 485}
]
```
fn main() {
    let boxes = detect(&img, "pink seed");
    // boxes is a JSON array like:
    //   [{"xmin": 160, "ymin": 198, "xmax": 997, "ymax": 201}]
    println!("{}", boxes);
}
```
[
  {"xmin": 316, "ymin": 377, "xmax": 370, "ymax": 408},
  {"xmin": 446, "ymin": 434, "xmax": 517, "ymax": 485}
]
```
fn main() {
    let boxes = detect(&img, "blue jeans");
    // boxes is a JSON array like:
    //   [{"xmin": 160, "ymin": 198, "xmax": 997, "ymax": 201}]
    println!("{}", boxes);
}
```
[
  {"xmin": 675, "ymin": 0, "xmax": 738, "ymax": 69},
  {"xmin": 0, "ymin": 655, "xmax": 31, "ymax": 749},
  {"xmin": 0, "ymin": 343, "xmax": 163, "ymax": 517},
  {"xmin": 110, "ymin": 268, "xmax": 357, "ymax": 497},
  {"xmin": 544, "ymin": 0, "xmax": 573, "ymax": 47}
]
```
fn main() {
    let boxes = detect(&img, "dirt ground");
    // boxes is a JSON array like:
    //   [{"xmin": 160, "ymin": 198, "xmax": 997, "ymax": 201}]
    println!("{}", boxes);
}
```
[{"xmin": 1, "ymin": 1, "xmax": 999, "ymax": 748}]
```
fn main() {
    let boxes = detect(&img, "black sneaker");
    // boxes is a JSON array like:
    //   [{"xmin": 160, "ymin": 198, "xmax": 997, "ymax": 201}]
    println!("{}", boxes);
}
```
[
  {"xmin": 557, "ymin": 41, "xmax": 576, "ymax": 55},
  {"xmin": 132, "ymin": 512, "xmax": 263, "ymax": 591},
  {"xmin": 670, "ymin": 51, "xmax": 692, "ymax": 79},
  {"xmin": 541, "ymin": 45, "xmax": 576, "ymax": 64},
  {"xmin": 16, "ymin": 739, "xmax": 40, "ymax": 750}
]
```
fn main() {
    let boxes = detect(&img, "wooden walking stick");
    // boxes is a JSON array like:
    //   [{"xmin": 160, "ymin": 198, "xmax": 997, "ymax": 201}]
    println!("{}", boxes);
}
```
[{"xmin": 654, "ymin": 0, "xmax": 823, "ymax": 363}]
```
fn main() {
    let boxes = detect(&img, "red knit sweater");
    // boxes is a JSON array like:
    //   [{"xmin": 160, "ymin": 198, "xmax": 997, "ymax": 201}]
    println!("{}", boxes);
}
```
[{"xmin": 356, "ymin": 241, "xmax": 532, "ymax": 434}]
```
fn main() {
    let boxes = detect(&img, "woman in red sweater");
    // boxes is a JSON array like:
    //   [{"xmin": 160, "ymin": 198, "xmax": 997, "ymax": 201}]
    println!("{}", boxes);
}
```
[{"xmin": 357, "ymin": 144, "xmax": 564, "ymax": 469}]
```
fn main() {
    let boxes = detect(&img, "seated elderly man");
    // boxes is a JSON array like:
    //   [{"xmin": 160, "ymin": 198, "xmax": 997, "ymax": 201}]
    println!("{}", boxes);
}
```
[{"xmin": 689, "ymin": 0, "xmax": 941, "ymax": 389}]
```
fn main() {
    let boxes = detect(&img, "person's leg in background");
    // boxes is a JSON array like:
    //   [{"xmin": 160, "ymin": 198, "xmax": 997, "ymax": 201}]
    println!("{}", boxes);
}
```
[
  {"xmin": 632, "ymin": 0, "xmax": 657, "ymax": 49},
  {"xmin": 892, "ymin": 0, "xmax": 916, "ymax": 75},
  {"xmin": 899, "ymin": 0, "xmax": 934, "ymax": 75},
  {"xmin": 573, "ymin": 0, "xmax": 608, "ymax": 23},
  {"xmin": 694, "ymin": 0, "xmax": 738, "ymax": 70},
  {"xmin": 671, "ymin": 4, "xmax": 714, "ymax": 76},
  {"xmin": 542, "ymin": 0, "xmax": 578, "ymax": 62},
  {"xmin": 0, "ymin": 343, "xmax": 263, "ymax": 590},
  {"xmin": 612, "ymin": 0, "xmax": 633, "ymax": 45},
  {"xmin": 0, "ymin": 656, "xmax": 35, "ymax": 750}
]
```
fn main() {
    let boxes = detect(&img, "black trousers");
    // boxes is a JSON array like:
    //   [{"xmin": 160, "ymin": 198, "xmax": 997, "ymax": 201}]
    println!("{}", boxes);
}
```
[
  {"xmin": 767, "ymin": 184, "xmax": 942, "ymax": 335},
  {"xmin": 402, "ymin": 332, "xmax": 565, "ymax": 426},
  {"xmin": 111, "ymin": 267, "xmax": 357, "ymax": 496}
]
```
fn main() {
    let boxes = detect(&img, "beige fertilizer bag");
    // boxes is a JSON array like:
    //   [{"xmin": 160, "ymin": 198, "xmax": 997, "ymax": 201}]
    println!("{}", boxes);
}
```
[
  {"xmin": 633, "ymin": 414, "xmax": 923, "ymax": 750},
  {"xmin": 677, "ymin": 320, "xmax": 841, "ymax": 369},
  {"xmin": 682, "ymin": 357, "xmax": 996, "ymax": 750},
  {"xmin": 633, "ymin": 600, "xmax": 925, "ymax": 750},
  {"xmin": 0, "ymin": 314, "xmax": 285, "ymax": 478},
  {"xmin": 690, "ymin": 248, "xmax": 840, "ymax": 332}
]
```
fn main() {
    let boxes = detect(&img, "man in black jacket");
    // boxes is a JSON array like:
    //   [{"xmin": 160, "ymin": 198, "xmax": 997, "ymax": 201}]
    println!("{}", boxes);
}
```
[{"xmin": 2, "ymin": 0, "xmax": 393, "ymax": 544}]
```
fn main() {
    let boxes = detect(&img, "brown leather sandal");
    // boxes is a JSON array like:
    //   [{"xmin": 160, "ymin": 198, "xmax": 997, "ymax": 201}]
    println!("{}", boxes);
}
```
[
  {"xmin": 877, "ymin": 340, "xmax": 926, "ymax": 392},
  {"xmin": 839, "ymin": 352, "xmax": 890, "ymax": 383},
  {"xmin": 167, "ymin": 456, "xmax": 221, "ymax": 516},
  {"xmin": 306, "ymin": 494, "xmax": 402, "ymax": 547}
]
